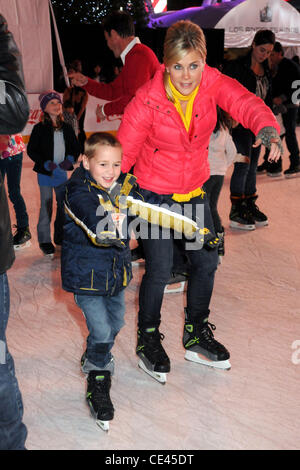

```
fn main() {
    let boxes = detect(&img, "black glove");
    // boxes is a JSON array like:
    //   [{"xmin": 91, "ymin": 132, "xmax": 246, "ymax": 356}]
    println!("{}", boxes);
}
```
[{"xmin": 197, "ymin": 228, "xmax": 221, "ymax": 250}]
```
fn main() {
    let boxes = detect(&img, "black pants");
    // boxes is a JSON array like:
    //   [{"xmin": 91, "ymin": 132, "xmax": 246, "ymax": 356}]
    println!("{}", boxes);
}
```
[
  {"xmin": 230, "ymin": 126, "xmax": 261, "ymax": 197},
  {"xmin": 203, "ymin": 175, "xmax": 224, "ymax": 233},
  {"xmin": 137, "ymin": 191, "xmax": 219, "ymax": 329},
  {"xmin": 282, "ymin": 108, "xmax": 299, "ymax": 167}
]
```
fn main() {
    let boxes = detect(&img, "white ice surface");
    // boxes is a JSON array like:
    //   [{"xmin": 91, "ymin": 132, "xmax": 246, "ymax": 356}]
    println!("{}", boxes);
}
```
[{"xmin": 5, "ymin": 137, "xmax": 300, "ymax": 450}]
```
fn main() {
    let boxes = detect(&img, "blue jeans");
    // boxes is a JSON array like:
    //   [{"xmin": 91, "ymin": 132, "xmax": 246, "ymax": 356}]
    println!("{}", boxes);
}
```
[
  {"xmin": 0, "ymin": 273, "xmax": 27, "ymax": 450},
  {"xmin": 37, "ymin": 183, "xmax": 66, "ymax": 244},
  {"xmin": 138, "ymin": 191, "xmax": 219, "ymax": 329},
  {"xmin": 74, "ymin": 291, "xmax": 125, "ymax": 373},
  {"xmin": 0, "ymin": 153, "xmax": 29, "ymax": 228}
]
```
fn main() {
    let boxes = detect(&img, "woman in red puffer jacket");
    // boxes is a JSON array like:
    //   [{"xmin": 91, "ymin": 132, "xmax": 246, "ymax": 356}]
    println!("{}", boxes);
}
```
[{"xmin": 117, "ymin": 20, "xmax": 282, "ymax": 383}]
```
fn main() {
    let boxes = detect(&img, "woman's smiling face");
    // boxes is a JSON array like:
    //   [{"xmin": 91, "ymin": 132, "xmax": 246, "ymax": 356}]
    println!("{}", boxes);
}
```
[{"xmin": 166, "ymin": 49, "xmax": 204, "ymax": 96}]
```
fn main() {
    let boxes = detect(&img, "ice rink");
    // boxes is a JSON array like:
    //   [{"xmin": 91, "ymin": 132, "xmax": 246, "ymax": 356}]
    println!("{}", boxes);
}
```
[{"xmin": 5, "ymin": 138, "xmax": 300, "ymax": 450}]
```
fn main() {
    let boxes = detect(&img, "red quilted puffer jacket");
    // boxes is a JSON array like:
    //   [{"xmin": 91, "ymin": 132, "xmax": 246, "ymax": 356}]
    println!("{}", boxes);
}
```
[{"xmin": 118, "ymin": 64, "xmax": 280, "ymax": 195}]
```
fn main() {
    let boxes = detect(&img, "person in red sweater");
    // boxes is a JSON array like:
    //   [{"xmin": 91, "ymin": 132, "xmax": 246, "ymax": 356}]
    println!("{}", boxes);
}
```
[
  {"xmin": 69, "ymin": 10, "xmax": 160, "ymax": 119},
  {"xmin": 117, "ymin": 20, "xmax": 282, "ymax": 384}
]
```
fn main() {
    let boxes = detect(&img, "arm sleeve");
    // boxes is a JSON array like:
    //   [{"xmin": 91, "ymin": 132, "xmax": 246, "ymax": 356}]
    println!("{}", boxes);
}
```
[
  {"xmin": 84, "ymin": 49, "xmax": 158, "ymax": 116},
  {"xmin": 65, "ymin": 180, "xmax": 124, "ymax": 247},
  {"xmin": 215, "ymin": 74, "xmax": 280, "ymax": 136},
  {"xmin": 117, "ymin": 92, "xmax": 154, "ymax": 173},
  {"xmin": 26, "ymin": 125, "xmax": 40, "ymax": 163}
]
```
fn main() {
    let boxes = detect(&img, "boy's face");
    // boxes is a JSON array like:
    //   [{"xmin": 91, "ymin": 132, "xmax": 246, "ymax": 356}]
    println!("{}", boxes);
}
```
[{"xmin": 83, "ymin": 145, "xmax": 122, "ymax": 189}]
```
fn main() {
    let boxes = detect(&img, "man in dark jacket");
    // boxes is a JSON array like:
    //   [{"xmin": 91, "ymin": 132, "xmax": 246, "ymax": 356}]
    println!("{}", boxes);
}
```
[
  {"xmin": 270, "ymin": 42, "xmax": 300, "ymax": 177},
  {"xmin": 0, "ymin": 14, "xmax": 29, "ymax": 450}
]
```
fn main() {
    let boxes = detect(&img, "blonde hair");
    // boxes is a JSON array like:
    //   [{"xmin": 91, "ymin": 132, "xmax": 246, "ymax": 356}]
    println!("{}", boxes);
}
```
[
  {"xmin": 163, "ymin": 20, "xmax": 207, "ymax": 102},
  {"xmin": 84, "ymin": 132, "xmax": 122, "ymax": 160}
]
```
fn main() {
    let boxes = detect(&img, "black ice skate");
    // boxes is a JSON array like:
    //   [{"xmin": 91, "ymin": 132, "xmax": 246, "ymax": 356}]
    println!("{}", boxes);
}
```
[
  {"xmin": 136, "ymin": 327, "xmax": 170, "ymax": 384},
  {"xmin": 86, "ymin": 370, "xmax": 114, "ymax": 432},
  {"xmin": 229, "ymin": 197, "xmax": 255, "ymax": 231},
  {"xmin": 13, "ymin": 226, "xmax": 31, "ymax": 250},
  {"xmin": 39, "ymin": 242, "xmax": 55, "ymax": 258},
  {"xmin": 183, "ymin": 320, "xmax": 231, "ymax": 370},
  {"xmin": 245, "ymin": 195, "xmax": 268, "ymax": 227}
]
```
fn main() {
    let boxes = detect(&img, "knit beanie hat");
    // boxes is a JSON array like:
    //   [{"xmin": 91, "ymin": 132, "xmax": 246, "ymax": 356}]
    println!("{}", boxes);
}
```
[{"xmin": 39, "ymin": 90, "xmax": 62, "ymax": 112}]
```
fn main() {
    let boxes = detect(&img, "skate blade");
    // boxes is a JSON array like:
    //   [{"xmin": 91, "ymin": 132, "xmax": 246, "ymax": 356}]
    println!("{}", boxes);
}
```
[
  {"xmin": 284, "ymin": 173, "xmax": 300, "ymax": 179},
  {"xmin": 254, "ymin": 220, "xmax": 268, "ymax": 227},
  {"xmin": 138, "ymin": 359, "xmax": 167, "ymax": 384},
  {"xmin": 43, "ymin": 253, "xmax": 55, "ymax": 259},
  {"xmin": 229, "ymin": 221, "xmax": 255, "ymax": 231},
  {"xmin": 96, "ymin": 419, "xmax": 110, "ymax": 432},
  {"xmin": 184, "ymin": 350, "xmax": 231, "ymax": 370},
  {"xmin": 14, "ymin": 240, "xmax": 31, "ymax": 250},
  {"xmin": 164, "ymin": 281, "xmax": 186, "ymax": 294}
]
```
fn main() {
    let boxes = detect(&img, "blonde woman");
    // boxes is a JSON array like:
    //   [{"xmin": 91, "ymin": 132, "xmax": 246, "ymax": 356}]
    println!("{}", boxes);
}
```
[{"xmin": 118, "ymin": 21, "xmax": 282, "ymax": 383}]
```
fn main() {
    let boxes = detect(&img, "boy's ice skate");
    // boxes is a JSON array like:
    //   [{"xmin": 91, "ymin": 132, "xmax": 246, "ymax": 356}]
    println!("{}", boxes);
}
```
[
  {"xmin": 86, "ymin": 370, "xmax": 114, "ymax": 432},
  {"xmin": 183, "ymin": 321, "xmax": 231, "ymax": 370},
  {"xmin": 13, "ymin": 226, "xmax": 31, "ymax": 250},
  {"xmin": 137, "ymin": 327, "xmax": 170, "ymax": 384}
]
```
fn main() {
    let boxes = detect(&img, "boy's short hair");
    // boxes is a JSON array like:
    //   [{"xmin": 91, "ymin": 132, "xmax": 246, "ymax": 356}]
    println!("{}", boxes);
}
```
[{"xmin": 84, "ymin": 132, "xmax": 122, "ymax": 159}]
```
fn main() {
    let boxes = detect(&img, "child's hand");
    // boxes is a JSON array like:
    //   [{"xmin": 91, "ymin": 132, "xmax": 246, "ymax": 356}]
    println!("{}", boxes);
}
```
[
  {"xmin": 111, "ymin": 213, "xmax": 126, "ymax": 238},
  {"xmin": 96, "ymin": 230, "xmax": 126, "ymax": 249},
  {"xmin": 59, "ymin": 155, "xmax": 74, "ymax": 170},
  {"xmin": 234, "ymin": 154, "xmax": 250, "ymax": 164},
  {"xmin": 44, "ymin": 160, "xmax": 57, "ymax": 171}
]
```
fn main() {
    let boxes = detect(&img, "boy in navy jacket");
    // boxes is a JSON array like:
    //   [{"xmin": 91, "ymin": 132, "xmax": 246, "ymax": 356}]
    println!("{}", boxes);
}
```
[{"xmin": 62, "ymin": 132, "xmax": 142, "ymax": 431}]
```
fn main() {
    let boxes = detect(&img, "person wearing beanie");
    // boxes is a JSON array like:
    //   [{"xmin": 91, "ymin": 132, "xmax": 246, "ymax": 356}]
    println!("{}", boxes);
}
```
[
  {"xmin": 27, "ymin": 90, "xmax": 80, "ymax": 256},
  {"xmin": 39, "ymin": 90, "xmax": 62, "ymax": 112}
]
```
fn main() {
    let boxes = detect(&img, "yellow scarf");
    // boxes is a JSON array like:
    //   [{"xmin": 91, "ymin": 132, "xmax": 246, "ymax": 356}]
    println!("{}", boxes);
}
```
[{"xmin": 168, "ymin": 76, "xmax": 199, "ymax": 132}]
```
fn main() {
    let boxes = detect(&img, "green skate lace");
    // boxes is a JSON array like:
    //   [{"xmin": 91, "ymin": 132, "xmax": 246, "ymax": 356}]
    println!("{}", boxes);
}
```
[{"xmin": 185, "ymin": 322, "xmax": 216, "ymax": 348}]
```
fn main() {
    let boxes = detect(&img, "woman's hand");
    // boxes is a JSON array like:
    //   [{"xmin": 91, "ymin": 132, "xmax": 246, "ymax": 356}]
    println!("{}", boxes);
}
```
[{"xmin": 253, "ymin": 126, "xmax": 283, "ymax": 162}]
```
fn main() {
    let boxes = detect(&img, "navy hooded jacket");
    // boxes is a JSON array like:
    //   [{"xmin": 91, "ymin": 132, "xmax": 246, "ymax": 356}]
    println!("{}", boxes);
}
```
[{"xmin": 61, "ymin": 165, "xmax": 142, "ymax": 296}]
